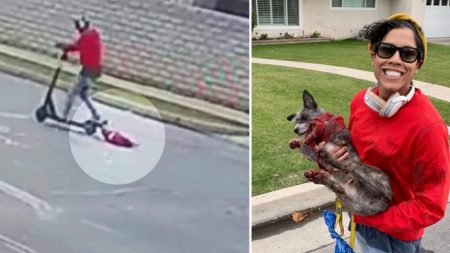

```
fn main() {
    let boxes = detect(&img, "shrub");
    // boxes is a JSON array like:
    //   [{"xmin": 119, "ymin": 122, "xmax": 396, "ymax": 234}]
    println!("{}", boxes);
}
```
[
  {"xmin": 283, "ymin": 32, "xmax": 295, "ymax": 39},
  {"xmin": 357, "ymin": 24, "xmax": 372, "ymax": 40},
  {"xmin": 259, "ymin": 33, "xmax": 268, "ymax": 40},
  {"xmin": 311, "ymin": 31, "xmax": 321, "ymax": 38}
]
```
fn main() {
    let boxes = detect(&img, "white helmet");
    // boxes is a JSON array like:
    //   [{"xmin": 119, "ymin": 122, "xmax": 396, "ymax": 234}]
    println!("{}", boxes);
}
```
[{"xmin": 74, "ymin": 16, "xmax": 90, "ymax": 32}]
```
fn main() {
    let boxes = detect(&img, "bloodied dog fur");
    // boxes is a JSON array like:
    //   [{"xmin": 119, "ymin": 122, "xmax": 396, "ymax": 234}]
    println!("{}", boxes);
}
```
[{"xmin": 287, "ymin": 90, "xmax": 392, "ymax": 215}]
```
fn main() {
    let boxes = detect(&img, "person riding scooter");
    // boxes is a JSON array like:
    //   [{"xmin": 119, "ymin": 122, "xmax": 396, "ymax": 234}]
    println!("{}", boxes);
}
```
[{"xmin": 56, "ymin": 16, "xmax": 103, "ymax": 123}]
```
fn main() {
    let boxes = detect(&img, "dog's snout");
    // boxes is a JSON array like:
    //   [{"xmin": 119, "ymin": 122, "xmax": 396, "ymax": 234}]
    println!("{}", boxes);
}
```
[{"xmin": 294, "ymin": 128, "xmax": 299, "ymax": 134}]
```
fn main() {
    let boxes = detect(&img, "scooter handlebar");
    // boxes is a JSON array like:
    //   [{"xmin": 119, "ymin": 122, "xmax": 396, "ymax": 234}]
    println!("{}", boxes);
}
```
[
  {"xmin": 55, "ymin": 42, "xmax": 68, "ymax": 60},
  {"xmin": 60, "ymin": 52, "xmax": 68, "ymax": 61},
  {"xmin": 54, "ymin": 42, "xmax": 66, "ymax": 49}
]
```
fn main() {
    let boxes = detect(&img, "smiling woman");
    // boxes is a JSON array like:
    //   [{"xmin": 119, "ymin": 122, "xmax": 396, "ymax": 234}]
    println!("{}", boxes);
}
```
[
  {"xmin": 370, "ymin": 28, "xmax": 421, "ymax": 99},
  {"xmin": 345, "ymin": 13, "xmax": 450, "ymax": 253}
]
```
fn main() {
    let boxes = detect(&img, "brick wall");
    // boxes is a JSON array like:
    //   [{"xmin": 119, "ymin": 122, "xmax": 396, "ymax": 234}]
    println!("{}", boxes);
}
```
[{"xmin": 0, "ymin": 0, "xmax": 249, "ymax": 112}]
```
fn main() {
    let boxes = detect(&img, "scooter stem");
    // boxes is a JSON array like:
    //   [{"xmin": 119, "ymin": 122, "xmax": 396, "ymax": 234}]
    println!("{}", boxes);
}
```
[{"xmin": 57, "ymin": 52, "xmax": 64, "ymax": 68}]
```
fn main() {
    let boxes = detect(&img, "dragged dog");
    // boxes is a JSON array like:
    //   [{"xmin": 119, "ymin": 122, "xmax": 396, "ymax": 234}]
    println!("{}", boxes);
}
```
[{"xmin": 287, "ymin": 90, "xmax": 392, "ymax": 215}]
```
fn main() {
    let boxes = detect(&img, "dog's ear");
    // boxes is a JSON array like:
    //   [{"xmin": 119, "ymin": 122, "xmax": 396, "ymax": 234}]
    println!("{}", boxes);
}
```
[
  {"xmin": 303, "ymin": 90, "xmax": 318, "ymax": 109},
  {"xmin": 287, "ymin": 113, "xmax": 296, "ymax": 121}
]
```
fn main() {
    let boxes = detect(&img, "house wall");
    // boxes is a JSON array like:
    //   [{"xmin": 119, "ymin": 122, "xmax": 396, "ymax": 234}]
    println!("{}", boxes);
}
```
[
  {"xmin": 252, "ymin": 0, "xmax": 304, "ymax": 39},
  {"xmin": 253, "ymin": 0, "xmax": 426, "ymax": 40},
  {"xmin": 0, "ymin": 0, "xmax": 249, "ymax": 112},
  {"xmin": 302, "ymin": 0, "xmax": 391, "ymax": 39},
  {"xmin": 390, "ymin": 0, "xmax": 425, "ymax": 25}
]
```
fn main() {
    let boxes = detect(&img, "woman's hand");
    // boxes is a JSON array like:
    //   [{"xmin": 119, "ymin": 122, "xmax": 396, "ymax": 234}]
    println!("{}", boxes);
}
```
[{"xmin": 315, "ymin": 141, "xmax": 349, "ymax": 161}]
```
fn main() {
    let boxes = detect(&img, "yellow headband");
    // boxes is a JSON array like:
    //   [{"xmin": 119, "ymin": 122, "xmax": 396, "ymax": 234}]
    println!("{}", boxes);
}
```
[{"xmin": 368, "ymin": 13, "xmax": 427, "ymax": 64}]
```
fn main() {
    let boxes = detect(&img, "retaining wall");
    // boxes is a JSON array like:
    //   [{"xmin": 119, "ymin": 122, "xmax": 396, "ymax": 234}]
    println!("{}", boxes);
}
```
[{"xmin": 0, "ymin": 0, "xmax": 249, "ymax": 111}]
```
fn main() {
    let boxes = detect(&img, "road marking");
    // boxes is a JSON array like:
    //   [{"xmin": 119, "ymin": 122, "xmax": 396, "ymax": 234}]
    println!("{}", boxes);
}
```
[
  {"xmin": 81, "ymin": 219, "xmax": 119, "ymax": 234},
  {"xmin": 0, "ymin": 125, "xmax": 10, "ymax": 133},
  {"xmin": 0, "ymin": 233, "xmax": 37, "ymax": 253},
  {"xmin": 0, "ymin": 112, "xmax": 29, "ymax": 120},
  {"xmin": 49, "ymin": 186, "xmax": 155, "ymax": 197},
  {"xmin": 0, "ymin": 135, "xmax": 16, "ymax": 145},
  {"xmin": 0, "ymin": 135, "xmax": 31, "ymax": 150},
  {"xmin": 0, "ymin": 181, "xmax": 61, "ymax": 220}
]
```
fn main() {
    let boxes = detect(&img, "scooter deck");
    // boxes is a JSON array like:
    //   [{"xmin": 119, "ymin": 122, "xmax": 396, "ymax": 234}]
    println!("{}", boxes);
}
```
[
  {"xmin": 45, "ymin": 112, "xmax": 106, "ymax": 136},
  {"xmin": 48, "ymin": 113, "xmax": 90, "ymax": 128}
]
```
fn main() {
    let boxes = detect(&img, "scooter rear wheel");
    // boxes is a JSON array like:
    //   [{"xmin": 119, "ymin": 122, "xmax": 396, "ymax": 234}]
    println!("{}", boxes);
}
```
[{"xmin": 35, "ymin": 106, "xmax": 48, "ymax": 122}]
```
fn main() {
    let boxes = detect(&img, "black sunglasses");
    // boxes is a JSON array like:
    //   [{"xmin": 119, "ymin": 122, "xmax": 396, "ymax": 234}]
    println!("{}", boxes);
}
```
[{"xmin": 375, "ymin": 42, "xmax": 422, "ymax": 63}]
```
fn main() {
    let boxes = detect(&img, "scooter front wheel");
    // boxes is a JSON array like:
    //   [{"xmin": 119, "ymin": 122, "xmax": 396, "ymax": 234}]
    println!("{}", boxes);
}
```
[
  {"xmin": 35, "ymin": 106, "xmax": 48, "ymax": 123},
  {"xmin": 83, "ymin": 120, "xmax": 97, "ymax": 136}
]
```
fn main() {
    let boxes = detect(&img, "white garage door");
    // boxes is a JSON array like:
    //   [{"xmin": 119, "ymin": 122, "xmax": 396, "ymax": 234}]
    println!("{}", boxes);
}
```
[{"xmin": 424, "ymin": 0, "xmax": 450, "ymax": 38}]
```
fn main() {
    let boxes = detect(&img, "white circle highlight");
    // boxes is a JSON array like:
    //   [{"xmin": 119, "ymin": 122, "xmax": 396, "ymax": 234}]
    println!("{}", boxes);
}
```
[{"xmin": 67, "ymin": 91, "xmax": 165, "ymax": 184}]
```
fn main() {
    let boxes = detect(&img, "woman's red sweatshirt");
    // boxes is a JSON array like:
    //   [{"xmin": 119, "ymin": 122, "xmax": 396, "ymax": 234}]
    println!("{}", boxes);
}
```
[{"xmin": 349, "ymin": 88, "xmax": 450, "ymax": 241}]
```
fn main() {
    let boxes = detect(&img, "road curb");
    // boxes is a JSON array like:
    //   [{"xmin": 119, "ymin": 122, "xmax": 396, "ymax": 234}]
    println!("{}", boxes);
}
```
[
  {"xmin": 95, "ymin": 93, "xmax": 250, "ymax": 136},
  {"xmin": 252, "ymin": 183, "xmax": 335, "ymax": 227}
]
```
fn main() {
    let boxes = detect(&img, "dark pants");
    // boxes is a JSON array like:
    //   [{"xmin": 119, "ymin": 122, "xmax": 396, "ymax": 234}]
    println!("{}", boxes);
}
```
[
  {"xmin": 63, "ymin": 67, "xmax": 101, "ymax": 121},
  {"xmin": 356, "ymin": 224, "xmax": 421, "ymax": 253}
]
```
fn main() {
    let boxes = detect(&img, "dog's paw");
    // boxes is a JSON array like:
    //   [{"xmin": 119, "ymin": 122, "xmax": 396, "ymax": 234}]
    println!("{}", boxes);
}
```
[
  {"xmin": 304, "ymin": 169, "xmax": 316, "ymax": 181},
  {"xmin": 289, "ymin": 138, "xmax": 302, "ymax": 149},
  {"xmin": 304, "ymin": 169, "xmax": 328, "ymax": 184},
  {"xmin": 304, "ymin": 134, "xmax": 316, "ymax": 146}
]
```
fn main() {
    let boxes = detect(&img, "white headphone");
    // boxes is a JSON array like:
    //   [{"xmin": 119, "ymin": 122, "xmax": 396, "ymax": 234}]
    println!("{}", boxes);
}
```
[{"xmin": 364, "ymin": 83, "xmax": 415, "ymax": 117}]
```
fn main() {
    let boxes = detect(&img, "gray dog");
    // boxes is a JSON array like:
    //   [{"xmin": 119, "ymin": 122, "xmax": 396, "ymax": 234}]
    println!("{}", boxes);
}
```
[{"xmin": 287, "ymin": 90, "xmax": 392, "ymax": 215}]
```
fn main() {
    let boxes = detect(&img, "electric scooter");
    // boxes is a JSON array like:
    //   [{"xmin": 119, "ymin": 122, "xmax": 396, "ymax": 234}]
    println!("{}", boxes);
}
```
[{"xmin": 35, "ymin": 54, "xmax": 106, "ymax": 135}]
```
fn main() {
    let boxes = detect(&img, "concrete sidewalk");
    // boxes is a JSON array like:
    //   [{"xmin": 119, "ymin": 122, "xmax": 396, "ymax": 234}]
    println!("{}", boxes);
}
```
[
  {"xmin": 428, "ymin": 37, "xmax": 450, "ymax": 46},
  {"xmin": 253, "ymin": 206, "xmax": 354, "ymax": 253},
  {"xmin": 252, "ymin": 58, "xmax": 450, "ymax": 252},
  {"xmin": 253, "ymin": 199, "xmax": 450, "ymax": 253},
  {"xmin": 0, "ymin": 44, "xmax": 249, "ymax": 146},
  {"xmin": 253, "ymin": 58, "xmax": 450, "ymax": 103}
]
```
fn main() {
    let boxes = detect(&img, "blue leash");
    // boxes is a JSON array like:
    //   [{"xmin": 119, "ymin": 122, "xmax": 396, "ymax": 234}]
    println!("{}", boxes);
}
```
[{"xmin": 323, "ymin": 209, "xmax": 355, "ymax": 253}]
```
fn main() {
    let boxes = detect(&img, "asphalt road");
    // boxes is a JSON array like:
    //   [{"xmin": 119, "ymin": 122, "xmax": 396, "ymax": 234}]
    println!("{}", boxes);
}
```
[{"xmin": 0, "ymin": 72, "xmax": 249, "ymax": 253}]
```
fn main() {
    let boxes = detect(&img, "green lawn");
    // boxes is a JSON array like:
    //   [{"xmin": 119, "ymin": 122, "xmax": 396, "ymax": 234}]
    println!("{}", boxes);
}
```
[
  {"xmin": 252, "ymin": 63, "xmax": 450, "ymax": 196},
  {"xmin": 252, "ymin": 39, "xmax": 450, "ymax": 88}
]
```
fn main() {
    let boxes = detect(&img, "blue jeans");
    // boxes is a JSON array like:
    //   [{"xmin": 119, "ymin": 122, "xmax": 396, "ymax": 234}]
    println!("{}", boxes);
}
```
[
  {"xmin": 356, "ymin": 224, "xmax": 421, "ymax": 253},
  {"xmin": 63, "ymin": 68, "xmax": 100, "ymax": 121}
]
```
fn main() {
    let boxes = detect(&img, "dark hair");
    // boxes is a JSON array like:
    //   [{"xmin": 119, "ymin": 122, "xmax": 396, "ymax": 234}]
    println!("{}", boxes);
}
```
[{"xmin": 365, "ymin": 20, "xmax": 424, "ymax": 62}]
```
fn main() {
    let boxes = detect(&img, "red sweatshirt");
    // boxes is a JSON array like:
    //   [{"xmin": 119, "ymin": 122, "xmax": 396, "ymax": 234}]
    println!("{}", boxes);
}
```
[
  {"xmin": 64, "ymin": 28, "xmax": 102, "ymax": 71},
  {"xmin": 349, "ymin": 88, "xmax": 450, "ymax": 241}
]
